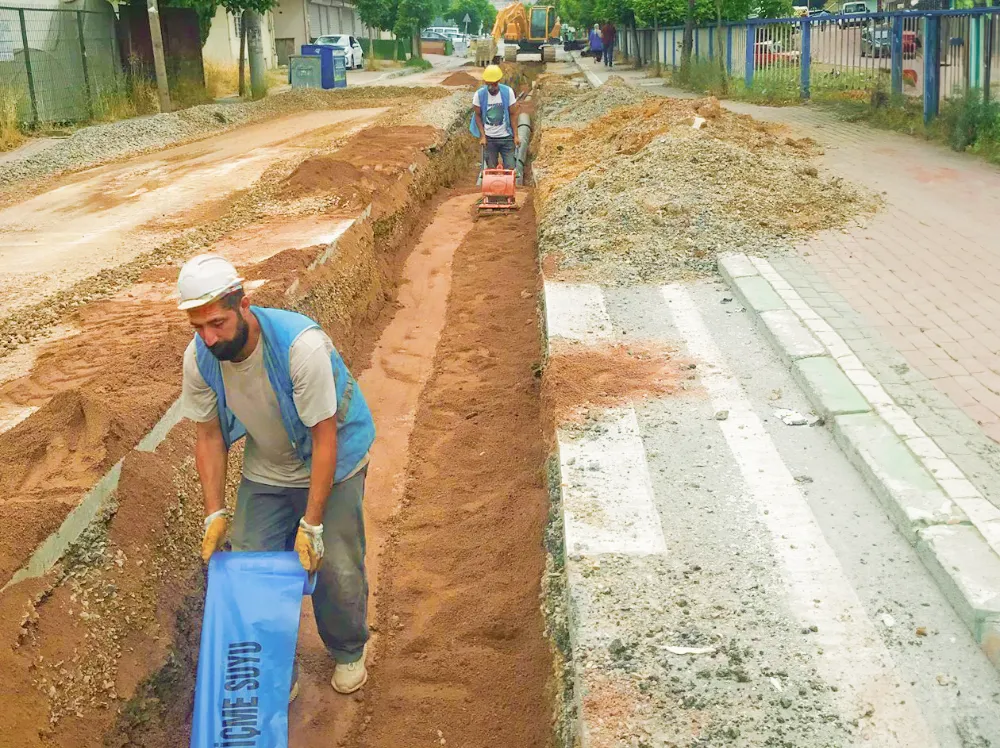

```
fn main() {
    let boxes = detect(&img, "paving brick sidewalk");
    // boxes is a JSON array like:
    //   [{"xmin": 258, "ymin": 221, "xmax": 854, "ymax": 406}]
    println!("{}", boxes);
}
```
[{"xmin": 586, "ymin": 61, "xmax": 1000, "ymax": 446}]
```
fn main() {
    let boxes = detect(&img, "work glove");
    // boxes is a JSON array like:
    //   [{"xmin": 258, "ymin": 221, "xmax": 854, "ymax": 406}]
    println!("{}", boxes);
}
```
[
  {"xmin": 295, "ymin": 518, "xmax": 325, "ymax": 573},
  {"xmin": 201, "ymin": 509, "xmax": 229, "ymax": 563}
]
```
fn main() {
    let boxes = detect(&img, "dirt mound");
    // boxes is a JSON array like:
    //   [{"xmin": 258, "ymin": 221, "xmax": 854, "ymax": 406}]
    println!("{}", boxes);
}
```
[
  {"xmin": 542, "ymin": 341, "xmax": 693, "ymax": 434},
  {"xmin": 279, "ymin": 125, "xmax": 438, "ymax": 214},
  {"xmin": 534, "ymin": 80, "xmax": 877, "ymax": 284},
  {"xmin": 283, "ymin": 157, "xmax": 364, "ymax": 198},
  {"xmin": 441, "ymin": 70, "xmax": 480, "ymax": 86}
]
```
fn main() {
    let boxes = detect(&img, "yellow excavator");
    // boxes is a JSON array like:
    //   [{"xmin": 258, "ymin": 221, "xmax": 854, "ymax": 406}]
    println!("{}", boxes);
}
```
[{"xmin": 491, "ymin": 2, "xmax": 561, "ymax": 56}]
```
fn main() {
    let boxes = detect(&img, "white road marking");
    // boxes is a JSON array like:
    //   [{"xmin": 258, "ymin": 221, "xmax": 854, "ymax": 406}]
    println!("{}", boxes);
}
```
[
  {"xmin": 543, "ymin": 282, "xmax": 613, "ymax": 342},
  {"xmin": 559, "ymin": 407, "xmax": 667, "ymax": 556},
  {"xmin": 662, "ymin": 283, "xmax": 936, "ymax": 746}
]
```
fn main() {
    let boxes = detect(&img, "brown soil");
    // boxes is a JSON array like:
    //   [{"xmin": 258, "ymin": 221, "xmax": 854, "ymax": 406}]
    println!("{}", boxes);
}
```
[
  {"xmin": 441, "ymin": 70, "xmax": 480, "ymax": 86},
  {"xmin": 542, "ymin": 341, "xmax": 695, "ymax": 436},
  {"xmin": 351, "ymin": 195, "xmax": 553, "ymax": 748},
  {"xmin": 0, "ymin": 122, "xmax": 479, "ymax": 748},
  {"xmin": 280, "ymin": 125, "xmax": 438, "ymax": 216}
]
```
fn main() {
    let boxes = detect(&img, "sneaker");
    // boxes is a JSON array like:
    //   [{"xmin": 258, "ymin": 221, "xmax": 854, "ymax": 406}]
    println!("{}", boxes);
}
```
[{"xmin": 331, "ymin": 657, "xmax": 368, "ymax": 694}]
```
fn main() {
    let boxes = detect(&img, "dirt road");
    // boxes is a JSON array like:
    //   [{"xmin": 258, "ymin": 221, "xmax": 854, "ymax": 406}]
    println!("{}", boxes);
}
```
[{"xmin": 0, "ymin": 109, "xmax": 382, "ymax": 318}]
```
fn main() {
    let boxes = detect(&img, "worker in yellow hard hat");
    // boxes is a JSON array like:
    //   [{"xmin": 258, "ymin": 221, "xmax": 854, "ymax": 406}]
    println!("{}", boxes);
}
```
[{"xmin": 472, "ymin": 64, "xmax": 519, "ymax": 170}]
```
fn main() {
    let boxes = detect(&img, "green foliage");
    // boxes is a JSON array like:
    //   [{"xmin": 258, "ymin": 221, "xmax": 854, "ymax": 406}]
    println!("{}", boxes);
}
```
[
  {"xmin": 445, "ymin": 0, "xmax": 496, "ymax": 34},
  {"xmin": 357, "ymin": 0, "xmax": 398, "ymax": 34},
  {"xmin": 405, "ymin": 55, "xmax": 434, "ymax": 68},
  {"xmin": 563, "ymin": 0, "xmax": 780, "ymax": 27},
  {"xmin": 394, "ymin": 0, "xmax": 441, "ymax": 47}
]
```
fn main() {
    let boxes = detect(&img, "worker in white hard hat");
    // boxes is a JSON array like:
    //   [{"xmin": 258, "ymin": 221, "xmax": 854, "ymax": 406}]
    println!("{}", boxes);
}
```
[
  {"xmin": 472, "ymin": 64, "xmax": 519, "ymax": 170},
  {"xmin": 177, "ymin": 254, "xmax": 375, "ymax": 699}
]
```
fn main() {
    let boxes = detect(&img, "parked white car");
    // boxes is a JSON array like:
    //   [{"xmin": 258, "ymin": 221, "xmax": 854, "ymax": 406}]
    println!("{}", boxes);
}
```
[{"xmin": 314, "ymin": 34, "xmax": 365, "ymax": 69}]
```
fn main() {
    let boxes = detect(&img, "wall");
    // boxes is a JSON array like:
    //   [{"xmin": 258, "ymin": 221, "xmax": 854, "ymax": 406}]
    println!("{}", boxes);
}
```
[{"xmin": 202, "ymin": 5, "xmax": 277, "ymax": 68}]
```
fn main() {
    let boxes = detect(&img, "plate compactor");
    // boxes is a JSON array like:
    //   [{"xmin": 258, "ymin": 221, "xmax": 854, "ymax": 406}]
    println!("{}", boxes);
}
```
[{"xmin": 478, "ymin": 163, "xmax": 518, "ymax": 213}]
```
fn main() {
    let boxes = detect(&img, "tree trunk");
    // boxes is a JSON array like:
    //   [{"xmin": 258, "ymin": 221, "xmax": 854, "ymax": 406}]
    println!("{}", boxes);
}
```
[
  {"xmin": 238, "ymin": 11, "xmax": 247, "ymax": 97},
  {"xmin": 654, "ymin": 14, "xmax": 660, "ymax": 76},
  {"xmin": 412, "ymin": 24, "xmax": 421, "ymax": 58},
  {"xmin": 367, "ymin": 25, "xmax": 377, "ymax": 70},
  {"xmin": 631, "ymin": 19, "xmax": 641, "ymax": 66},
  {"xmin": 715, "ymin": 0, "xmax": 727, "ymax": 93},
  {"xmin": 146, "ymin": 0, "xmax": 171, "ymax": 111},
  {"xmin": 245, "ymin": 9, "xmax": 266, "ymax": 99},
  {"xmin": 680, "ymin": 0, "xmax": 695, "ymax": 82}
]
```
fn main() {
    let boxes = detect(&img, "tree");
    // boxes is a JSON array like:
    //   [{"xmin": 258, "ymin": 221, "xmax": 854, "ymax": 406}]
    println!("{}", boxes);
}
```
[
  {"xmin": 220, "ymin": 0, "xmax": 277, "ymax": 98},
  {"xmin": 395, "ymin": 0, "xmax": 440, "ymax": 57},
  {"xmin": 445, "ymin": 0, "xmax": 496, "ymax": 35},
  {"xmin": 631, "ymin": 0, "xmax": 673, "ymax": 74},
  {"xmin": 357, "ymin": 0, "xmax": 395, "ymax": 65}
]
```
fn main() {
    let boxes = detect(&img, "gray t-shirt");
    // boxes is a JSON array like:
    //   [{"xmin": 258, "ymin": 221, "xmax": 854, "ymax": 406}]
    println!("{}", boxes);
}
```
[{"xmin": 181, "ymin": 327, "xmax": 358, "ymax": 488}]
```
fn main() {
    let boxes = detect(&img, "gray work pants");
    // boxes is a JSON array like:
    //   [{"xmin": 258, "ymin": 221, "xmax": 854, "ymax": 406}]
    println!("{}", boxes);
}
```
[
  {"xmin": 484, "ymin": 135, "xmax": 516, "ymax": 170},
  {"xmin": 230, "ymin": 469, "xmax": 369, "ymax": 664}
]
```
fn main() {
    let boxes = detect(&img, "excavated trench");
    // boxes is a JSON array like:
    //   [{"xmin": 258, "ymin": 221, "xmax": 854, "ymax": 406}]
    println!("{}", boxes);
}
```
[{"xmin": 0, "ymin": 71, "xmax": 557, "ymax": 748}]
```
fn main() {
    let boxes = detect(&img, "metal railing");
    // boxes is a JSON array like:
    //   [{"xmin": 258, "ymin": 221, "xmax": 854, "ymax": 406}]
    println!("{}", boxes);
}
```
[
  {"xmin": 0, "ymin": 5, "xmax": 122, "ymax": 125},
  {"xmin": 619, "ymin": 7, "xmax": 1000, "ymax": 121}
]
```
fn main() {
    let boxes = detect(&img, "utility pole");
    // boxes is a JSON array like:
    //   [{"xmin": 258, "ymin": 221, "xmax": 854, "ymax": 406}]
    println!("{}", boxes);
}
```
[
  {"xmin": 146, "ymin": 0, "xmax": 171, "ymax": 112},
  {"xmin": 245, "ymin": 10, "xmax": 267, "ymax": 99}
]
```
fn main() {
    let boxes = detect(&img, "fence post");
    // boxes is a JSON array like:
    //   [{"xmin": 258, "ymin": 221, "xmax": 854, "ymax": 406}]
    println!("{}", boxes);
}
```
[
  {"xmin": 76, "ymin": 12, "xmax": 94, "ymax": 120},
  {"xmin": 695, "ymin": 27, "xmax": 699, "ymax": 58},
  {"xmin": 745, "ymin": 22, "xmax": 755, "ymax": 88},
  {"xmin": 891, "ymin": 14, "xmax": 903, "ymax": 97},
  {"xmin": 800, "ymin": 18, "xmax": 810, "ymax": 99},
  {"xmin": 985, "ymin": 15, "xmax": 994, "ymax": 103},
  {"xmin": 726, "ymin": 24, "xmax": 733, "ymax": 75},
  {"xmin": 672, "ymin": 28, "xmax": 677, "ymax": 68},
  {"xmin": 923, "ymin": 13, "xmax": 940, "ymax": 123},
  {"xmin": 969, "ymin": 14, "xmax": 982, "ymax": 90},
  {"xmin": 709, "ymin": 24, "xmax": 714, "ymax": 59},
  {"xmin": 17, "ymin": 9, "xmax": 38, "ymax": 125}
]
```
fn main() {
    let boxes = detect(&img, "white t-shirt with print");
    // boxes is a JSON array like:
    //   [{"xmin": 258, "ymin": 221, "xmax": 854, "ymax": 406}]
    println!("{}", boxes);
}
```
[{"xmin": 473, "ymin": 87, "xmax": 517, "ymax": 139}]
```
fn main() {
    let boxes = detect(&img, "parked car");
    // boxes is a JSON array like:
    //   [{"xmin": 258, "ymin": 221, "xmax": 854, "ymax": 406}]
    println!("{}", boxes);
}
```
[
  {"xmin": 808, "ymin": 8, "xmax": 832, "ymax": 16},
  {"xmin": 313, "ymin": 34, "xmax": 365, "ymax": 69},
  {"xmin": 838, "ymin": 1, "xmax": 870, "ymax": 27},
  {"xmin": 860, "ymin": 25, "xmax": 890, "ymax": 56},
  {"xmin": 420, "ymin": 31, "xmax": 450, "ymax": 41},
  {"xmin": 754, "ymin": 40, "xmax": 801, "ymax": 68},
  {"xmin": 860, "ymin": 24, "xmax": 918, "ymax": 58}
]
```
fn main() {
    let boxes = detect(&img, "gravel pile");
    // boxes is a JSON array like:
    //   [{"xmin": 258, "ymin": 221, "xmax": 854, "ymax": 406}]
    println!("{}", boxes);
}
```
[
  {"xmin": 535, "ymin": 81, "xmax": 878, "ymax": 285},
  {"xmin": 0, "ymin": 86, "xmax": 450, "ymax": 191},
  {"xmin": 380, "ymin": 90, "xmax": 470, "ymax": 130},
  {"xmin": 539, "ymin": 129, "xmax": 873, "ymax": 285},
  {"xmin": 542, "ymin": 76, "xmax": 652, "ymax": 129}
]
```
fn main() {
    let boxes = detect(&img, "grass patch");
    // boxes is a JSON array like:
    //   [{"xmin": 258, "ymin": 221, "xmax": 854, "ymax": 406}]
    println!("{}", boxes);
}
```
[
  {"xmin": 405, "ymin": 56, "xmax": 433, "ymax": 70},
  {"xmin": 92, "ymin": 62, "xmax": 158, "ymax": 122},
  {"xmin": 0, "ymin": 83, "xmax": 26, "ymax": 152},
  {"xmin": 204, "ymin": 60, "xmax": 241, "ymax": 98}
]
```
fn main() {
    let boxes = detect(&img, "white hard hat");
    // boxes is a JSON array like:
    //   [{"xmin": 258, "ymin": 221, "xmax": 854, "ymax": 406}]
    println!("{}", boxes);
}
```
[{"xmin": 176, "ymin": 254, "xmax": 243, "ymax": 311}]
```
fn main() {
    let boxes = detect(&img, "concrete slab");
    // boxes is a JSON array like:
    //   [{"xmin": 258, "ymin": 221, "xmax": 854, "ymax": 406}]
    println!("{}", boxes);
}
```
[
  {"xmin": 717, "ymin": 252, "xmax": 759, "ymax": 281},
  {"xmin": 792, "ymin": 356, "xmax": 872, "ymax": 417},
  {"xmin": 832, "ymin": 412, "xmax": 965, "ymax": 541},
  {"xmin": 730, "ymin": 275, "xmax": 787, "ymax": 313},
  {"xmin": 758, "ymin": 309, "xmax": 826, "ymax": 364},
  {"xmin": 917, "ymin": 524, "xmax": 1000, "ymax": 635}
]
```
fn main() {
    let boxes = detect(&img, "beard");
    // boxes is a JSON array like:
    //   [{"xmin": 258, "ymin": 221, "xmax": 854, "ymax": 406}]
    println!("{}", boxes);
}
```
[{"xmin": 208, "ymin": 314, "xmax": 250, "ymax": 361}]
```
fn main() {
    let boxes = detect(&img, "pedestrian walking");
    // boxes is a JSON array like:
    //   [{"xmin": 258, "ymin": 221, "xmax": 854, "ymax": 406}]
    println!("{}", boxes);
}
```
[
  {"xmin": 588, "ymin": 23, "xmax": 603, "ymax": 64},
  {"xmin": 601, "ymin": 21, "xmax": 617, "ymax": 67},
  {"xmin": 178, "ymin": 254, "xmax": 376, "ymax": 700}
]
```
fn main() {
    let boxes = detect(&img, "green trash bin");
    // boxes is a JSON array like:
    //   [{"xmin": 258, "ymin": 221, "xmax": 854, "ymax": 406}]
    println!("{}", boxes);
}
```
[{"xmin": 289, "ymin": 55, "xmax": 322, "ymax": 88}]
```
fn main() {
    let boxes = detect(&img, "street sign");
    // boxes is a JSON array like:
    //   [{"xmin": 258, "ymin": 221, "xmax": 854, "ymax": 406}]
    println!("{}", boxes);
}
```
[{"xmin": 463, "ymin": 13, "xmax": 471, "ymax": 22}]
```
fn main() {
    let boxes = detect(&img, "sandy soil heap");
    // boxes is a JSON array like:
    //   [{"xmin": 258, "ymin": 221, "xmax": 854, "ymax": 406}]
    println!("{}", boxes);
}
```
[{"xmin": 534, "ymin": 78, "xmax": 879, "ymax": 284}]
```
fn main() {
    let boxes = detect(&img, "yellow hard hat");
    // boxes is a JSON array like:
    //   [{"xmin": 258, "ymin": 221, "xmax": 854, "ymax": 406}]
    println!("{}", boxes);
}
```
[{"xmin": 483, "ymin": 64, "xmax": 503, "ymax": 83}]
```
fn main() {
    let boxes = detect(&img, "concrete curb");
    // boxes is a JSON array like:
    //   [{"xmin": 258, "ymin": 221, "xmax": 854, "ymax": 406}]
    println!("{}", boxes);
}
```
[{"xmin": 719, "ymin": 252, "xmax": 1000, "ymax": 672}]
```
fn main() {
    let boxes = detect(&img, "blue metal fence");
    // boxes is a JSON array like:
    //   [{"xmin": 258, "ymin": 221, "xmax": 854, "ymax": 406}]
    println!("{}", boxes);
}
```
[{"xmin": 619, "ymin": 7, "xmax": 1000, "ymax": 122}]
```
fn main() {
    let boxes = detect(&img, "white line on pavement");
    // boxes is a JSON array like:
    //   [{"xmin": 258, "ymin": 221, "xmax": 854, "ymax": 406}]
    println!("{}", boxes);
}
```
[
  {"xmin": 559, "ymin": 407, "xmax": 667, "ymax": 556},
  {"xmin": 544, "ymin": 281, "xmax": 614, "ymax": 342},
  {"xmin": 662, "ymin": 283, "xmax": 936, "ymax": 746}
]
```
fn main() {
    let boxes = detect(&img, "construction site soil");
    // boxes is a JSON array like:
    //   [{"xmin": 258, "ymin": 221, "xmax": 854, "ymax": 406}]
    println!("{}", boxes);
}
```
[
  {"xmin": 349, "ymin": 197, "xmax": 554, "ymax": 748},
  {"xmin": 0, "ymin": 98, "xmax": 563, "ymax": 747},
  {"xmin": 534, "ymin": 77, "xmax": 880, "ymax": 284},
  {"xmin": 440, "ymin": 70, "xmax": 481, "ymax": 86}
]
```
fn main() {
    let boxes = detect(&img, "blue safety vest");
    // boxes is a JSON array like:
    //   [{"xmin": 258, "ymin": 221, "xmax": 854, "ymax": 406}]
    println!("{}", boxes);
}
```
[
  {"xmin": 194, "ymin": 306, "xmax": 375, "ymax": 484},
  {"xmin": 469, "ymin": 84, "xmax": 514, "ymax": 138}
]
